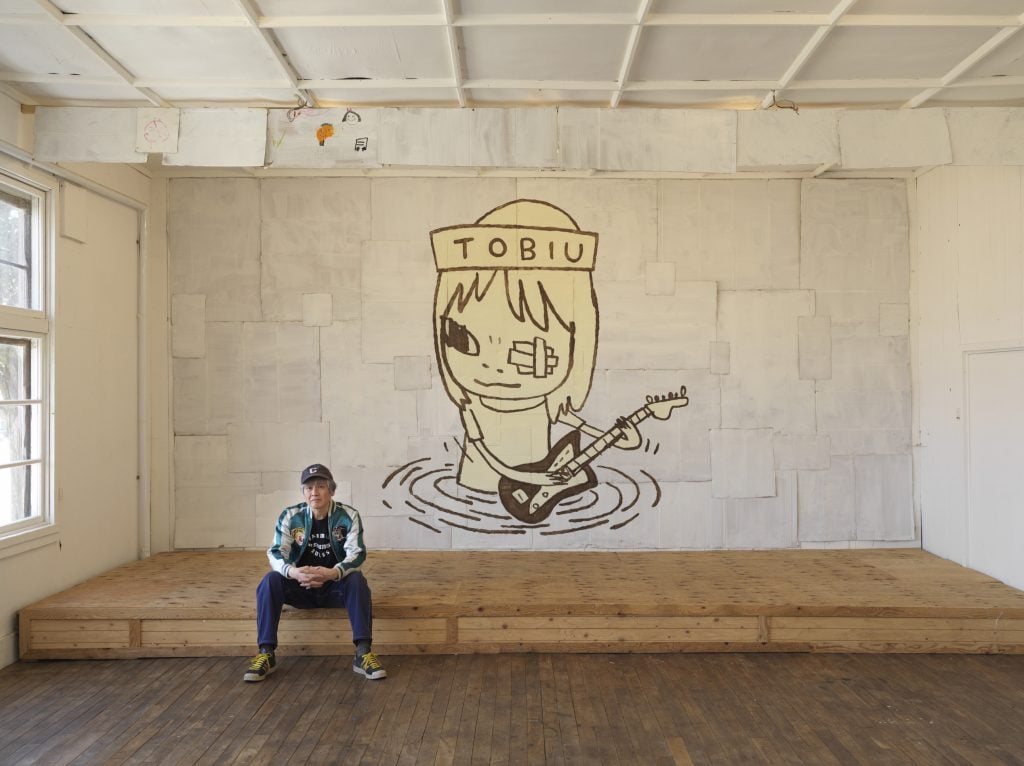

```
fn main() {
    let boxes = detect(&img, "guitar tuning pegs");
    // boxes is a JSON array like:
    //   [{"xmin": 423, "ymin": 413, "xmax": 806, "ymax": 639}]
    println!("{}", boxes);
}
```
[{"xmin": 646, "ymin": 395, "xmax": 654, "ymax": 403}]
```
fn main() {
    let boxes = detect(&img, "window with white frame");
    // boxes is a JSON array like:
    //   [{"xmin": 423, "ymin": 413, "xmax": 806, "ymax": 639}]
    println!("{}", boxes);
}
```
[{"xmin": 0, "ymin": 178, "xmax": 48, "ymax": 539}]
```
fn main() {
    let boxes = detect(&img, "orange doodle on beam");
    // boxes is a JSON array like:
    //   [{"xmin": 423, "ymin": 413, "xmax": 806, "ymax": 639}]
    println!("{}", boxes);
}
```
[{"xmin": 315, "ymin": 122, "xmax": 334, "ymax": 146}]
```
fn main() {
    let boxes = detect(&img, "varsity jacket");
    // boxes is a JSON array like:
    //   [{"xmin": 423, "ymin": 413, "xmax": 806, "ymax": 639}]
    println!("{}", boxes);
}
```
[{"xmin": 267, "ymin": 500, "xmax": 366, "ymax": 579}]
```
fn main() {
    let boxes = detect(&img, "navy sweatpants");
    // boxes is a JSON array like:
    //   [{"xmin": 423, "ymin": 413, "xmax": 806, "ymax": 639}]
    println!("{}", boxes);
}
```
[{"xmin": 256, "ymin": 569, "xmax": 373, "ymax": 650}]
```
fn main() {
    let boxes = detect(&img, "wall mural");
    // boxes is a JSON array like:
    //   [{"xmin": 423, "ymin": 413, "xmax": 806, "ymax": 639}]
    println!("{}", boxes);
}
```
[{"xmin": 382, "ymin": 199, "xmax": 688, "ymax": 539}]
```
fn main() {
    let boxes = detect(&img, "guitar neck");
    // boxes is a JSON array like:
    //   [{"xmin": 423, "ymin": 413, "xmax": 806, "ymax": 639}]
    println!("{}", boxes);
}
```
[{"xmin": 562, "ymin": 407, "xmax": 650, "ymax": 475}]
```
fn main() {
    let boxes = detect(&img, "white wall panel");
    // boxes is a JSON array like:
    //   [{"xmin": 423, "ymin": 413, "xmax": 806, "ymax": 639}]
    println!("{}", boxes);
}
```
[
  {"xmin": 516, "ymin": 178, "xmax": 657, "ymax": 284},
  {"xmin": 241, "ymin": 323, "xmax": 321, "ymax": 423},
  {"xmin": 953, "ymin": 167, "xmax": 1024, "ymax": 346},
  {"xmin": 598, "ymin": 281, "xmax": 717, "ymax": 371},
  {"xmin": 947, "ymin": 108, "xmax": 1024, "ymax": 166},
  {"xmin": 711, "ymin": 428, "xmax": 775, "ymax": 499},
  {"xmin": 659, "ymin": 180, "xmax": 800, "ymax": 291},
  {"xmin": 854, "ymin": 454, "xmax": 914, "ymax": 541},
  {"xmin": 774, "ymin": 434, "xmax": 830, "ymax": 471},
  {"xmin": 838, "ymin": 109, "xmax": 951, "ymax": 170},
  {"xmin": 170, "ymin": 294, "xmax": 205, "ymax": 358},
  {"xmin": 798, "ymin": 457, "xmax": 854, "ymax": 542},
  {"xmin": 172, "ymin": 322, "xmax": 243, "ymax": 435},
  {"xmin": 168, "ymin": 178, "xmax": 261, "ymax": 322},
  {"xmin": 174, "ymin": 436, "xmax": 259, "ymax": 489},
  {"xmin": 174, "ymin": 486, "xmax": 257, "ymax": 549},
  {"xmin": 370, "ymin": 177, "xmax": 517, "ymax": 241},
  {"xmin": 559, "ymin": 108, "xmax": 736, "ymax": 173},
  {"xmin": 801, "ymin": 179, "xmax": 909, "ymax": 293},
  {"xmin": 718, "ymin": 290, "xmax": 816, "ymax": 433},
  {"xmin": 227, "ymin": 422, "xmax": 331, "ymax": 473},
  {"xmin": 34, "ymin": 107, "xmax": 145, "ymax": 163},
  {"xmin": 720, "ymin": 471, "xmax": 797, "ymax": 549},
  {"xmin": 737, "ymin": 109, "xmax": 840, "ymax": 170},
  {"xmin": 164, "ymin": 108, "xmax": 266, "ymax": 167},
  {"xmin": 966, "ymin": 349, "xmax": 1024, "ymax": 590},
  {"xmin": 658, "ymin": 481, "xmax": 719, "ymax": 549}
]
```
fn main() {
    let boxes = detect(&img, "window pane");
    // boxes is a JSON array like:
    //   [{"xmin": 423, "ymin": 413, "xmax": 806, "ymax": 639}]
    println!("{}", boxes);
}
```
[
  {"xmin": 0, "ymin": 189, "xmax": 33, "ymax": 310},
  {"xmin": 0, "ymin": 463, "xmax": 39, "ymax": 524},
  {"xmin": 0, "ymin": 263, "xmax": 29, "ymax": 310},
  {"xmin": 0, "ymin": 338, "xmax": 29, "ymax": 401},
  {"xmin": 0, "ymin": 404, "xmax": 38, "ymax": 462}
]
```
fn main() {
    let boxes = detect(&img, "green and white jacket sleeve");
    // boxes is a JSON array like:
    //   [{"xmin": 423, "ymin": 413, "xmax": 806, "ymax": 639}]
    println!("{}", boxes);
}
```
[
  {"xmin": 335, "ymin": 504, "xmax": 367, "ymax": 576},
  {"xmin": 267, "ymin": 504, "xmax": 304, "ymax": 578}
]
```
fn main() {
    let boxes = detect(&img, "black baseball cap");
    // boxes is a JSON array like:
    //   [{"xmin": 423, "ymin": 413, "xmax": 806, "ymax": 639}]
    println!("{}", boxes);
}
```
[{"xmin": 300, "ymin": 464, "xmax": 334, "ymax": 484}]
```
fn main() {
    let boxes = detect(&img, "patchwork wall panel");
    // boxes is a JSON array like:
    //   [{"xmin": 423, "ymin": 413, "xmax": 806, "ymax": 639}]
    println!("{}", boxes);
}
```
[{"xmin": 168, "ymin": 177, "xmax": 914, "ymax": 551}]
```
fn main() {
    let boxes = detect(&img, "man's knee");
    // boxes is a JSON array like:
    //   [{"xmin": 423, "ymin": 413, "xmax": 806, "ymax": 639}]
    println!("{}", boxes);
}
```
[
  {"xmin": 257, "ymin": 570, "xmax": 287, "ymax": 596},
  {"xmin": 344, "ymin": 570, "xmax": 371, "ymax": 594}
]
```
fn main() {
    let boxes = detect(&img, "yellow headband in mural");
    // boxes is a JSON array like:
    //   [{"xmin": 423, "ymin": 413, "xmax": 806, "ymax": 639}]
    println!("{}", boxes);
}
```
[{"xmin": 430, "ymin": 199, "xmax": 598, "ymax": 273}]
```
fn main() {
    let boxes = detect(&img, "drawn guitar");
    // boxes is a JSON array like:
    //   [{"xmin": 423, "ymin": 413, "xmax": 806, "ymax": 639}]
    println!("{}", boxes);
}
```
[{"xmin": 497, "ymin": 386, "xmax": 689, "ymax": 524}]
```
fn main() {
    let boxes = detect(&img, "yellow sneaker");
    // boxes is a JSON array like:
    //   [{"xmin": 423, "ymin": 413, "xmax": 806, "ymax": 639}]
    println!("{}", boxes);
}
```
[
  {"xmin": 243, "ymin": 651, "xmax": 276, "ymax": 682},
  {"xmin": 353, "ymin": 650, "xmax": 387, "ymax": 680}
]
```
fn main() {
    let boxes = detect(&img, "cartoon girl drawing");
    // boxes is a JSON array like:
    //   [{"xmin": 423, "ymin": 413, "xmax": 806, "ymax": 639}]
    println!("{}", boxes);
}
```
[{"xmin": 430, "ymin": 199, "xmax": 641, "ymax": 513}]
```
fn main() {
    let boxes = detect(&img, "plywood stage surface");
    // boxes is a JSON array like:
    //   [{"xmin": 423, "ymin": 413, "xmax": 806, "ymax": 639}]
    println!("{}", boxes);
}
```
[{"xmin": 19, "ymin": 549, "xmax": 1024, "ymax": 660}]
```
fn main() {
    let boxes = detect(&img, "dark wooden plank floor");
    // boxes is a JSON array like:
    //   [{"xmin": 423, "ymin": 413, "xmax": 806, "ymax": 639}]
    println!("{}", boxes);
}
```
[{"xmin": 2, "ymin": 653, "xmax": 1023, "ymax": 765}]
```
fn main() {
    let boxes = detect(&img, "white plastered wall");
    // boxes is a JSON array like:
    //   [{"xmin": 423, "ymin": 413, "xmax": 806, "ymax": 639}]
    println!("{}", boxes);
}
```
[
  {"xmin": 0, "ymin": 138, "xmax": 163, "ymax": 667},
  {"xmin": 915, "ymin": 165, "xmax": 1024, "ymax": 591},
  {"xmin": 167, "ymin": 174, "xmax": 916, "ymax": 553},
  {"xmin": 0, "ymin": 92, "xmax": 31, "ymax": 152}
]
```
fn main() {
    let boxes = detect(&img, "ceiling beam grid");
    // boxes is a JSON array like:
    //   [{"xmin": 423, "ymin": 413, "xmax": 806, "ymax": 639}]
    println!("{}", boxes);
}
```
[
  {"xmin": 30, "ymin": 0, "xmax": 168, "ymax": 107},
  {"xmin": 7, "ymin": 10, "xmax": 1024, "ymax": 30},
  {"xmin": 610, "ymin": 0, "xmax": 655, "ymax": 109},
  {"xmin": 232, "ymin": 0, "xmax": 316, "ymax": 108},
  {"xmin": 902, "ymin": 12, "xmax": 1024, "ymax": 108},
  {"xmin": 759, "ymin": 0, "xmax": 860, "ymax": 110},
  {"xmin": 440, "ymin": 0, "xmax": 466, "ymax": 108}
]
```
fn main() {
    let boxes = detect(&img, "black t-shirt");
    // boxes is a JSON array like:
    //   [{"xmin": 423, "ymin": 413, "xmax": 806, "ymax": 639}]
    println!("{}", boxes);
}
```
[{"xmin": 297, "ymin": 515, "xmax": 339, "ymax": 569}]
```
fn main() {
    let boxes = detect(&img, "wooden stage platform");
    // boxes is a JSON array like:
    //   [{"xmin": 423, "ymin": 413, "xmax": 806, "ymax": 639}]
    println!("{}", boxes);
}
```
[{"xmin": 19, "ymin": 549, "xmax": 1024, "ymax": 660}]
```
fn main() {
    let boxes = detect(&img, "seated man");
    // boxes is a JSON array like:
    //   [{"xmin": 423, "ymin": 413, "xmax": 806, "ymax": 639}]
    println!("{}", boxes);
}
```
[{"xmin": 244, "ymin": 463, "xmax": 386, "ymax": 682}]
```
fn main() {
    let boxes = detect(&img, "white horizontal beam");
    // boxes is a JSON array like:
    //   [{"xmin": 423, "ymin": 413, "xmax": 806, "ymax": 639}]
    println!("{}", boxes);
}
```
[
  {"xmin": 836, "ymin": 14, "xmax": 1022, "ymax": 27},
  {"xmin": 785, "ymin": 78, "xmax": 938, "ymax": 90},
  {"xmin": 462, "ymin": 79, "xmax": 617, "ymax": 91},
  {"xmin": 12, "ymin": 73, "xmax": 1024, "ymax": 94},
  {"xmin": 949, "ymin": 75, "xmax": 1024, "ymax": 89},
  {"xmin": 7, "ymin": 11, "xmax": 1023, "ymax": 29},
  {"xmin": 301, "ymin": 78, "xmax": 456, "ymax": 90},
  {"xmin": 627, "ymin": 80, "xmax": 776, "ymax": 91},
  {"xmin": 262, "ymin": 14, "xmax": 445, "ymax": 28},
  {"xmin": 453, "ymin": 13, "xmax": 633, "ymax": 26},
  {"xmin": 133, "ymin": 78, "xmax": 291, "ymax": 89},
  {"xmin": 0, "ymin": 72, "xmax": 121, "ymax": 85},
  {"xmin": 61, "ymin": 14, "xmax": 249, "ymax": 27}
]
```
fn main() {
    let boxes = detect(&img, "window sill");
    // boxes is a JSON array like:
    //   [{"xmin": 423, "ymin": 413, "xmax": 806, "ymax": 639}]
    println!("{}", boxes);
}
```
[{"xmin": 0, "ymin": 523, "xmax": 60, "ymax": 560}]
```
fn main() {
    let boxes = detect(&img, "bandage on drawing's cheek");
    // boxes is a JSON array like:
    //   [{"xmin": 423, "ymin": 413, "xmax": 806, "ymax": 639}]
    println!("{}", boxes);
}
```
[
  {"xmin": 507, "ymin": 342, "xmax": 534, "ymax": 374},
  {"xmin": 507, "ymin": 337, "xmax": 555, "ymax": 377}
]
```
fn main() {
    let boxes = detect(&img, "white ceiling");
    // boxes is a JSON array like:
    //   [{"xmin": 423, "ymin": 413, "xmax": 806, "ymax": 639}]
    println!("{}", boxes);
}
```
[{"xmin": 2, "ymin": 0, "xmax": 1024, "ymax": 111}]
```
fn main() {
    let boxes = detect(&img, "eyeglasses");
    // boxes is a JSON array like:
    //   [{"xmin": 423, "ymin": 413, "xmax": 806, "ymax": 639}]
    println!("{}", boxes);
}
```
[{"xmin": 303, "ymin": 480, "xmax": 331, "ymax": 492}]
